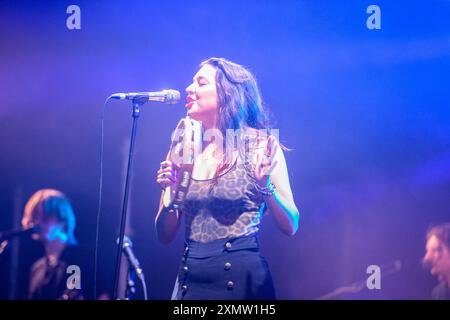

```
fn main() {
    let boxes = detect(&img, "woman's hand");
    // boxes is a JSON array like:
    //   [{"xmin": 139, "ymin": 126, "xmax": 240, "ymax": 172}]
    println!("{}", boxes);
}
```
[
  {"xmin": 155, "ymin": 160, "xmax": 182, "ymax": 244},
  {"xmin": 253, "ymin": 135, "xmax": 279, "ymax": 188},
  {"xmin": 252, "ymin": 135, "xmax": 300, "ymax": 236},
  {"xmin": 156, "ymin": 160, "xmax": 179, "ymax": 190}
]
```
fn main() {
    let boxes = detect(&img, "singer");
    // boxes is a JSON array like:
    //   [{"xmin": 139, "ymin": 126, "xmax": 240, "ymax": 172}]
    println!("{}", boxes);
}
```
[{"xmin": 155, "ymin": 57, "xmax": 300, "ymax": 300}]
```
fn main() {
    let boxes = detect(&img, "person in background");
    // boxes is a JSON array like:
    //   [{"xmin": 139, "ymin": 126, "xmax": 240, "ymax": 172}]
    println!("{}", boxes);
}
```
[
  {"xmin": 423, "ymin": 223, "xmax": 450, "ymax": 300},
  {"xmin": 21, "ymin": 189, "xmax": 82, "ymax": 300}
]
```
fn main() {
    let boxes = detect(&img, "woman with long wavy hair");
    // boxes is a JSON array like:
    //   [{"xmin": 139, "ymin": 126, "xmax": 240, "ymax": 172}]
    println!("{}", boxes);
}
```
[{"xmin": 155, "ymin": 57, "xmax": 300, "ymax": 300}]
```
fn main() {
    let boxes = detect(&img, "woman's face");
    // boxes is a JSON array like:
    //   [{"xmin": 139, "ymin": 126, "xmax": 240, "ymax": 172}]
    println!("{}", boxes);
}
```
[{"xmin": 185, "ymin": 64, "xmax": 219, "ymax": 127}]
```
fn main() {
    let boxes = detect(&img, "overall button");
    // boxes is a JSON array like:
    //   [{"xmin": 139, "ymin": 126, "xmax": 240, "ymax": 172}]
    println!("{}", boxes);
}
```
[
  {"xmin": 227, "ymin": 281, "xmax": 234, "ymax": 289},
  {"xmin": 224, "ymin": 262, "xmax": 232, "ymax": 270},
  {"xmin": 183, "ymin": 266, "xmax": 189, "ymax": 272},
  {"xmin": 181, "ymin": 284, "xmax": 188, "ymax": 292},
  {"xmin": 225, "ymin": 242, "xmax": 232, "ymax": 250}
]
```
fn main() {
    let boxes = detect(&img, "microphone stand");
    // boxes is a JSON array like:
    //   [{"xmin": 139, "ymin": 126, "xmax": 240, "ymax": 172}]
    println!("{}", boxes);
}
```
[
  {"xmin": 113, "ymin": 99, "xmax": 143, "ymax": 300},
  {"xmin": 125, "ymin": 268, "xmax": 136, "ymax": 300},
  {"xmin": 0, "ymin": 226, "xmax": 39, "ymax": 255},
  {"xmin": 124, "ymin": 259, "xmax": 148, "ymax": 300},
  {"xmin": 118, "ymin": 235, "xmax": 148, "ymax": 300}
]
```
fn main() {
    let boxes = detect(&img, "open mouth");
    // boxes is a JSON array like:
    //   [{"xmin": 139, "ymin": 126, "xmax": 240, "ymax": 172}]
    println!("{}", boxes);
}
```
[
  {"xmin": 186, "ymin": 101, "xmax": 195, "ymax": 109},
  {"xmin": 186, "ymin": 96, "xmax": 196, "ymax": 109}
]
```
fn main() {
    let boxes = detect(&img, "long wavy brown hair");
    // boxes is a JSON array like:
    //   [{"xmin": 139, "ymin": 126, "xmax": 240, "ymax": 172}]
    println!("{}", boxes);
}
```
[
  {"xmin": 199, "ymin": 58, "xmax": 277, "ymax": 179},
  {"xmin": 201, "ymin": 57, "xmax": 272, "ymax": 133}
]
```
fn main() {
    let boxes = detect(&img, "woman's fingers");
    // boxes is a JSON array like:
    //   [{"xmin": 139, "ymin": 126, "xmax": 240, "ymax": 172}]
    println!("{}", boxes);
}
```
[
  {"xmin": 159, "ymin": 161, "xmax": 173, "ymax": 170},
  {"xmin": 157, "ymin": 177, "xmax": 175, "ymax": 184},
  {"xmin": 160, "ymin": 160, "xmax": 180, "ymax": 170},
  {"xmin": 156, "ymin": 176, "xmax": 176, "ymax": 188},
  {"xmin": 254, "ymin": 137, "xmax": 279, "ymax": 179},
  {"xmin": 156, "ymin": 160, "xmax": 178, "ymax": 189},
  {"xmin": 156, "ymin": 179, "xmax": 172, "ymax": 189},
  {"xmin": 264, "ymin": 138, "xmax": 278, "ymax": 165},
  {"xmin": 157, "ymin": 167, "xmax": 176, "ymax": 175},
  {"xmin": 160, "ymin": 160, "xmax": 171, "ymax": 167},
  {"xmin": 157, "ymin": 170, "xmax": 177, "ymax": 182}
]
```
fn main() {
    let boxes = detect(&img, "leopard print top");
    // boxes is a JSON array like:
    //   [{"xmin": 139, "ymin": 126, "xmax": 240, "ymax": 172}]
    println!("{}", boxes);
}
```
[{"xmin": 182, "ymin": 154, "xmax": 264, "ymax": 243}]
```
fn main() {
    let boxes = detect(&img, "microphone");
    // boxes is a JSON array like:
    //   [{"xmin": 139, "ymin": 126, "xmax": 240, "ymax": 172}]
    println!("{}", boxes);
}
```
[
  {"xmin": 117, "ymin": 235, "xmax": 145, "ymax": 281},
  {"xmin": 110, "ymin": 89, "xmax": 180, "ymax": 105},
  {"xmin": 0, "ymin": 225, "xmax": 40, "ymax": 242}
]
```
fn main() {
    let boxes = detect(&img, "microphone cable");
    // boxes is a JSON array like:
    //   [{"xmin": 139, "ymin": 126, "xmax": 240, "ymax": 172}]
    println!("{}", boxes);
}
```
[{"xmin": 93, "ymin": 95, "xmax": 113, "ymax": 299}]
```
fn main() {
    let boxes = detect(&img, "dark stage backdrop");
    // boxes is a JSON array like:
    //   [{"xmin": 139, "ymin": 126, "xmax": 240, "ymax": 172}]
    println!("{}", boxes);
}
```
[{"xmin": 1, "ymin": 0, "xmax": 449, "ymax": 299}]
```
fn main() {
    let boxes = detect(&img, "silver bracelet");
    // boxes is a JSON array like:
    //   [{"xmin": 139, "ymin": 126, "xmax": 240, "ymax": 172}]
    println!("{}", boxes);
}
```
[
  {"xmin": 163, "ymin": 203, "xmax": 180, "ymax": 213},
  {"xmin": 256, "ymin": 182, "xmax": 277, "ymax": 196}
]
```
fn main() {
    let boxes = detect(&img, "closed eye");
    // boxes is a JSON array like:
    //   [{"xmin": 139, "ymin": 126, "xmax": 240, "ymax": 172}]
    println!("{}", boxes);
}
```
[{"xmin": 195, "ymin": 76, "xmax": 209, "ymax": 86}]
